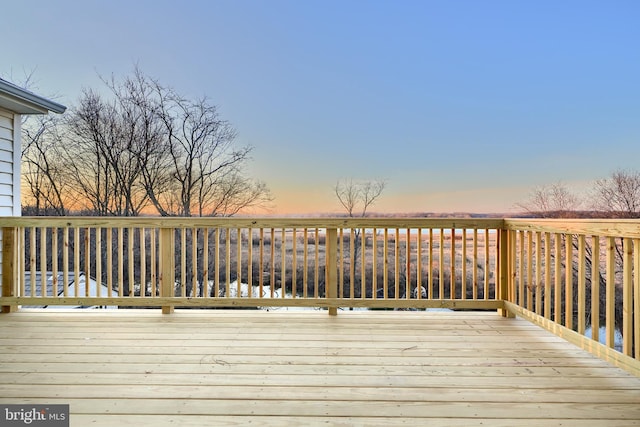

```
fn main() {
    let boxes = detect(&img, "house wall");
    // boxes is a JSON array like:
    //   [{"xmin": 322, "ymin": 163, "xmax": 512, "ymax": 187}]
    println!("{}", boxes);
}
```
[
  {"xmin": 0, "ymin": 107, "xmax": 19, "ymax": 216},
  {"xmin": 0, "ymin": 107, "xmax": 21, "ymax": 292}
]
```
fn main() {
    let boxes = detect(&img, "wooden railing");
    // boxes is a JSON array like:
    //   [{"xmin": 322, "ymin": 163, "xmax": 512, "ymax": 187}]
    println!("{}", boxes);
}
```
[
  {"xmin": 0, "ymin": 217, "xmax": 638, "ymax": 374},
  {"xmin": 0, "ymin": 217, "xmax": 504, "ymax": 315},
  {"xmin": 503, "ymin": 219, "xmax": 640, "ymax": 374}
]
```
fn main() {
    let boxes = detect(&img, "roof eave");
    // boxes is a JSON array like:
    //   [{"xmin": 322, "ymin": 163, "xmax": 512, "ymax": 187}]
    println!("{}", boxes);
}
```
[{"xmin": 0, "ymin": 79, "xmax": 67, "ymax": 115}]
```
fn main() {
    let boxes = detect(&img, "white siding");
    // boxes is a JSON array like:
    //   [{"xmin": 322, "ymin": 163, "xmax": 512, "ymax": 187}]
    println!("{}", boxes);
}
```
[
  {"xmin": 0, "ymin": 108, "xmax": 19, "ymax": 291},
  {"xmin": 12, "ymin": 112, "xmax": 21, "ymax": 217},
  {"xmin": 0, "ymin": 138, "xmax": 11, "ymax": 152},
  {"xmin": 0, "ymin": 113, "xmax": 11, "ymax": 134},
  {"xmin": 0, "ymin": 228, "xmax": 2, "ymax": 295},
  {"xmin": 0, "ymin": 108, "xmax": 14, "ymax": 217}
]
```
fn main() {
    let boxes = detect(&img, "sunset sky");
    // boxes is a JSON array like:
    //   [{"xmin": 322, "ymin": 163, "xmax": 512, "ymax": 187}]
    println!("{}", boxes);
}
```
[{"xmin": 2, "ymin": 0, "xmax": 639, "ymax": 215}]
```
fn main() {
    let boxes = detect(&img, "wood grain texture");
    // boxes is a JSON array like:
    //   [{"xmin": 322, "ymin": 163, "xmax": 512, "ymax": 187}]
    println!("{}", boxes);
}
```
[{"xmin": 1, "ymin": 310, "xmax": 639, "ymax": 426}]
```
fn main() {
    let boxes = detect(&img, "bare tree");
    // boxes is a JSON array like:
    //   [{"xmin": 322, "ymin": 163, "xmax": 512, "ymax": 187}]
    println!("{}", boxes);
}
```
[
  {"xmin": 334, "ymin": 178, "xmax": 386, "ymax": 298},
  {"xmin": 64, "ymin": 85, "xmax": 158, "ymax": 216},
  {"xmin": 335, "ymin": 178, "xmax": 386, "ymax": 217},
  {"xmin": 592, "ymin": 169, "xmax": 640, "ymax": 218},
  {"xmin": 40, "ymin": 66, "xmax": 271, "ymax": 218},
  {"xmin": 148, "ymin": 79, "xmax": 272, "ymax": 217},
  {"xmin": 203, "ymin": 172, "xmax": 273, "ymax": 217},
  {"xmin": 516, "ymin": 181, "xmax": 580, "ymax": 218},
  {"xmin": 21, "ymin": 115, "xmax": 74, "ymax": 215},
  {"xmin": 16, "ymin": 67, "xmax": 273, "ymax": 300}
]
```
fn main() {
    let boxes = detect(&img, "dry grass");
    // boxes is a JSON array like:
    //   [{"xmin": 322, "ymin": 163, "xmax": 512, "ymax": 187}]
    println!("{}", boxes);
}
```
[{"xmin": 199, "ymin": 228, "xmax": 499, "ymax": 301}]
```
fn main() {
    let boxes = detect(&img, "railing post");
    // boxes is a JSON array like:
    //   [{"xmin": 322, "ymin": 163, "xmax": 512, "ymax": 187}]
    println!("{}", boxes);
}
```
[
  {"xmin": 1, "ymin": 227, "xmax": 17, "ymax": 313},
  {"xmin": 622, "ymin": 237, "xmax": 633, "ymax": 356},
  {"xmin": 326, "ymin": 227, "xmax": 338, "ymax": 316},
  {"xmin": 159, "ymin": 228, "xmax": 175, "ymax": 314},
  {"xmin": 497, "ymin": 227, "xmax": 513, "ymax": 318}
]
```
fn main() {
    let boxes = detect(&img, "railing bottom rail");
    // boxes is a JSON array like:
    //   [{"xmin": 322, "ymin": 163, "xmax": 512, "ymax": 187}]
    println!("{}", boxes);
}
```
[{"xmin": 0, "ymin": 297, "xmax": 503, "ymax": 311}]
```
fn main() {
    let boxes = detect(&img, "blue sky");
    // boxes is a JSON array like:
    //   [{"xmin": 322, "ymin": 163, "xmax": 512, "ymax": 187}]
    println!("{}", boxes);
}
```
[{"xmin": 2, "ymin": 0, "xmax": 639, "ymax": 214}]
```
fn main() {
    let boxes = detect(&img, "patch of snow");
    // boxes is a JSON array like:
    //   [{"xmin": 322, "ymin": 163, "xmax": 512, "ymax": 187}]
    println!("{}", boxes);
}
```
[{"xmin": 584, "ymin": 326, "xmax": 623, "ymax": 352}]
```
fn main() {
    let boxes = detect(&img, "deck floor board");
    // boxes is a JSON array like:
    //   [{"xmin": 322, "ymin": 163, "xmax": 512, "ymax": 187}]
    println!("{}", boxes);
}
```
[{"xmin": 1, "ymin": 310, "xmax": 639, "ymax": 426}]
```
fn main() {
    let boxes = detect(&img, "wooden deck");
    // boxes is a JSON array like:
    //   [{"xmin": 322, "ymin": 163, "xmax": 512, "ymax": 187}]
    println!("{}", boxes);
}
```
[{"xmin": 0, "ymin": 310, "xmax": 639, "ymax": 426}]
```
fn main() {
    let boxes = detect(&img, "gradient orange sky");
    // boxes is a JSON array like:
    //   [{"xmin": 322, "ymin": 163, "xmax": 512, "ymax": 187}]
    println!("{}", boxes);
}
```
[
  {"xmin": 3, "ymin": 1, "xmax": 639, "ymax": 215},
  {"xmin": 268, "ymin": 181, "xmax": 589, "ymax": 215}
]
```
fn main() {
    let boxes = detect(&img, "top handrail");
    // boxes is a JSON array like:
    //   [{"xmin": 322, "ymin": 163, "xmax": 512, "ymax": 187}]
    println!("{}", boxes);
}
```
[
  {"xmin": 0, "ymin": 216, "xmax": 505, "ymax": 229},
  {"xmin": 6, "ymin": 216, "xmax": 640, "ymax": 238},
  {"xmin": 505, "ymin": 218, "xmax": 640, "ymax": 238}
]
